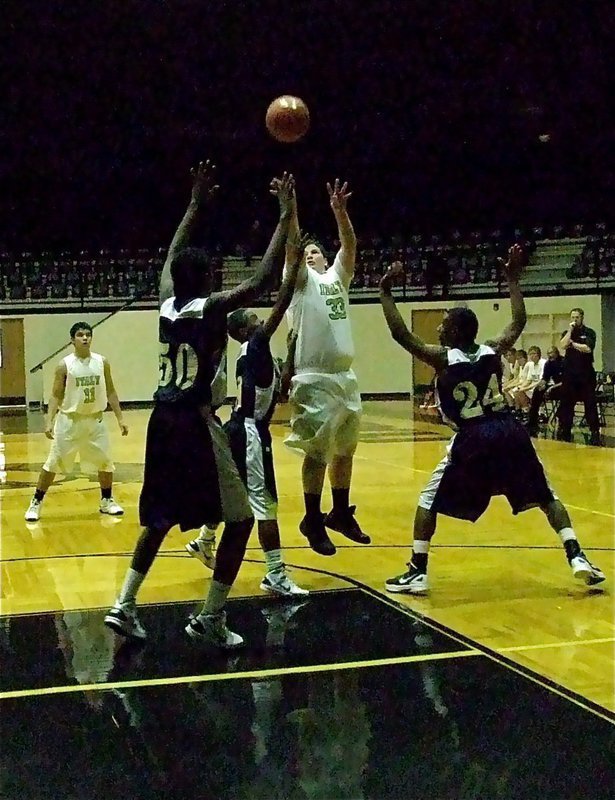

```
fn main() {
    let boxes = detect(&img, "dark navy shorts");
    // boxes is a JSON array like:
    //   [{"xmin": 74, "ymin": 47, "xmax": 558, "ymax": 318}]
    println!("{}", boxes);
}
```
[{"xmin": 419, "ymin": 415, "xmax": 556, "ymax": 522}]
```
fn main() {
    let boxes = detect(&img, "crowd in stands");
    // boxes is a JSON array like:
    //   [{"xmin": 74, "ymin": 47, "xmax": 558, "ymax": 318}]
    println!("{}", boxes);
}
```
[{"xmin": 0, "ymin": 222, "xmax": 612, "ymax": 304}]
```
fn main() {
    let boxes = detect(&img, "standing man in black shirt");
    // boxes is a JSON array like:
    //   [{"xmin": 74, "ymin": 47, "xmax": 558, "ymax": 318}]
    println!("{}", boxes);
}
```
[
  {"xmin": 527, "ymin": 346, "xmax": 564, "ymax": 436},
  {"xmin": 557, "ymin": 308, "xmax": 600, "ymax": 445}
]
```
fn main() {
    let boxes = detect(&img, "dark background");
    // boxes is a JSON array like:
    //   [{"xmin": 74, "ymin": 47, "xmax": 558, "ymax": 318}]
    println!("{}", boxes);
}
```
[{"xmin": 1, "ymin": 0, "xmax": 613, "ymax": 252}]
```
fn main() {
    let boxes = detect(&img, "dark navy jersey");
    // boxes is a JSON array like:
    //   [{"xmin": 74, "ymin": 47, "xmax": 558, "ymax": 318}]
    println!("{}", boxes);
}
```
[
  {"xmin": 154, "ymin": 296, "xmax": 227, "ymax": 407},
  {"xmin": 234, "ymin": 327, "xmax": 278, "ymax": 424},
  {"xmin": 436, "ymin": 344, "xmax": 508, "ymax": 430}
]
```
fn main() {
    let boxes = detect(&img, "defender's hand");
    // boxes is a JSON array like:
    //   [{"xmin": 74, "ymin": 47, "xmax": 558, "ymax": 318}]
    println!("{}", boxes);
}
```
[
  {"xmin": 498, "ymin": 244, "xmax": 525, "ymax": 282},
  {"xmin": 190, "ymin": 160, "xmax": 219, "ymax": 204}
]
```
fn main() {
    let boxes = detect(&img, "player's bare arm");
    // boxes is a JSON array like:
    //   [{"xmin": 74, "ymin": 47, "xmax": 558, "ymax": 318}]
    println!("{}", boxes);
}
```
[
  {"xmin": 285, "ymin": 190, "xmax": 308, "ymax": 290},
  {"xmin": 328, "ymin": 178, "xmax": 356, "ymax": 279},
  {"xmin": 262, "ymin": 231, "xmax": 302, "ymax": 338},
  {"xmin": 45, "ymin": 362, "xmax": 67, "ymax": 439},
  {"xmin": 211, "ymin": 173, "xmax": 295, "ymax": 313},
  {"xmin": 279, "ymin": 329, "xmax": 298, "ymax": 400},
  {"xmin": 159, "ymin": 160, "xmax": 219, "ymax": 305},
  {"xmin": 103, "ymin": 359, "xmax": 129, "ymax": 436},
  {"xmin": 379, "ymin": 262, "xmax": 447, "ymax": 371},
  {"xmin": 487, "ymin": 245, "xmax": 527, "ymax": 354}
]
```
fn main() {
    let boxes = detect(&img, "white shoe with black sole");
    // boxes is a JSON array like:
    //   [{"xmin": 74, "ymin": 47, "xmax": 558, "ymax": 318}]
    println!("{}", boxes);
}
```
[
  {"xmin": 570, "ymin": 554, "xmax": 606, "ymax": 586},
  {"xmin": 185, "ymin": 612, "xmax": 243, "ymax": 648},
  {"xmin": 385, "ymin": 569, "xmax": 429, "ymax": 594},
  {"xmin": 104, "ymin": 604, "xmax": 147, "ymax": 640}
]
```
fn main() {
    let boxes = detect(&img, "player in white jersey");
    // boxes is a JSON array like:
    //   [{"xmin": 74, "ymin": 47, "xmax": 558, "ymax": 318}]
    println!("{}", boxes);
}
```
[
  {"xmin": 284, "ymin": 180, "xmax": 369, "ymax": 556},
  {"xmin": 25, "ymin": 321, "xmax": 128, "ymax": 522}
]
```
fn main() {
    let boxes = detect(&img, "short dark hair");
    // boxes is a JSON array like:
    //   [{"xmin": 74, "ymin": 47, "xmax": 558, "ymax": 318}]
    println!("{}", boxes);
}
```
[
  {"xmin": 170, "ymin": 247, "xmax": 213, "ymax": 296},
  {"xmin": 571, "ymin": 307, "xmax": 584, "ymax": 316},
  {"xmin": 528, "ymin": 345, "xmax": 542, "ymax": 357},
  {"xmin": 517, "ymin": 349, "xmax": 528, "ymax": 359},
  {"xmin": 70, "ymin": 321, "xmax": 93, "ymax": 339},
  {"xmin": 227, "ymin": 309, "xmax": 250, "ymax": 342},
  {"xmin": 447, "ymin": 307, "xmax": 478, "ymax": 345}
]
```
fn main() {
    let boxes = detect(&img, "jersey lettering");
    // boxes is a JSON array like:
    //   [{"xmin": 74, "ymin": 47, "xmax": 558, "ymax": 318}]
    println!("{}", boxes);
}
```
[
  {"xmin": 326, "ymin": 296, "xmax": 347, "ymax": 320},
  {"xmin": 158, "ymin": 341, "xmax": 199, "ymax": 391},
  {"xmin": 452, "ymin": 373, "xmax": 505, "ymax": 420}
]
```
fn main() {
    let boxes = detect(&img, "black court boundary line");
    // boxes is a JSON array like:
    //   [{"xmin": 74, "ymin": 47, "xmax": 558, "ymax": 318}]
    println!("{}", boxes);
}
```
[
  {"xmin": 288, "ymin": 566, "xmax": 615, "ymax": 725},
  {"xmin": 2, "ymin": 542, "xmax": 614, "ymax": 566}
]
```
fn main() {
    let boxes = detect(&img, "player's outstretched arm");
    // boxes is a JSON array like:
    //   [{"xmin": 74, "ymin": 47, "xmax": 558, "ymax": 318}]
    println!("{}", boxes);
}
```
[
  {"xmin": 285, "ymin": 190, "xmax": 308, "ymax": 290},
  {"xmin": 379, "ymin": 263, "xmax": 447, "ymax": 370},
  {"xmin": 488, "ymin": 245, "xmax": 527, "ymax": 354},
  {"xmin": 210, "ymin": 173, "xmax": 294, "ymax": 313},
  {"xmin": 328, "ymin": 178, "xmax": 356, "ymax": 280},
  {"xmin": 262, "ymin": 231, "xmax": 302, "ymax": 338},
  {"xmin": 103, "ymin": 359, "xmax": 128, "ymax": 436},
  {"xmin": 159, "ymin": 160, "xmax": 219, "ymax": 306}
]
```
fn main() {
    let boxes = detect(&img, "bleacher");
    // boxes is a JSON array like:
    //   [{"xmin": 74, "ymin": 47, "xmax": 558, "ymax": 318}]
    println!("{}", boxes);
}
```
[{"xmin": 1, "ymin": 224, "xmax": 613, "ymax": 312}]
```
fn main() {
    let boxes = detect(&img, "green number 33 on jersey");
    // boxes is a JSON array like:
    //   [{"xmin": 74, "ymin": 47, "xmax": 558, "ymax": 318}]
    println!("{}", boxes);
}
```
[
  {"xmin": 453, "ymin": 374, "xmax": 506, "ymax": 419},
  {"xmin": 326, "ymin": 296, "xmax": 347, "ymax": 320}
]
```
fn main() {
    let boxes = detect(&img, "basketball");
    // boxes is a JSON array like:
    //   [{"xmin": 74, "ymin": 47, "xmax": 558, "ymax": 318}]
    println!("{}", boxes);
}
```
[{"xmin": 265, "ymin": 95, "xmax": 310, "ymax": 143}]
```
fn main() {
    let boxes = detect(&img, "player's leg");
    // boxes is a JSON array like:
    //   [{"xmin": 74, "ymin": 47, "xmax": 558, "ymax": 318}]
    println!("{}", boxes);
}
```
[
  {"xmin": 504, "ymin": 421, "xmax": 605, "ymax": 586},
  {"xmin": 299, "ymin": 455, "xmax": 336, "ymax": 555},
  {"xmin": 285, "ymin": 373, "xmax": 336, "ymax": 555},
  {"xmin": 25, "ymin": 412, "xmax": 75, "ymax": 521},
  {"xmin": 385, "ymin": 450, "xmax": 452, "ymax": 594},
  {"xmin": 24, "ymin": 468, "xmax": 56, "ymax": 521},
  {"xmin": 385, "ymin": 506, "xmax": 435, "ymax": 594},
  {"xmin": 540, "ymin": 499, "xmax": 605, "ymax": 585},
  {"xmin": 187, "ymin": 417, "xmax": 255, "ymax": 647},
  {"xmin": 386, "ymin": 432, "xmax": 489, "ymax": 594},
  {"xmin": 105, "ymin": 523, "xmax": 170, "ymax": 639},
  {"xmin": 80, "ymin": 415, "xmax": 124, "ymax": 514},
  {"xmin": 97, "ymin": 471, "xmax": 124, "ymax": 515},
  {"xmin": 323, "ymin": 373, "xmax": 369, "ymax": 544},
  {"xmin": 243, "ymin": 421, "xmax": 308, "ymax": 596},
  {"xmin": 185, "ymin": 523, "xmax": 218, "ymax": 568},
  {"xmin": 325, "ymin": 452, "xmax": 370, "ymax": 544}
]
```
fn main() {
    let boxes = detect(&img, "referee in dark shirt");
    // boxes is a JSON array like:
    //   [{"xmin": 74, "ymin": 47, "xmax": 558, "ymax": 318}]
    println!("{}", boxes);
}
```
[
  {"xmin": 527, "ymin": 347, "xmax": 564, "ymax": 435},
  {"xmin": 557, "ymin": 307, "xmax": 600, "ymax": 445}
]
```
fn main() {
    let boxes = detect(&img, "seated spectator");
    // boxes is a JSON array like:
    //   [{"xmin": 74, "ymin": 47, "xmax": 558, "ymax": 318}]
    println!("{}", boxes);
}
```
[
  {"xmin": 503, "ymin": 349, "xmax": 528, "ymax": 405},
  {"xmin": 501, "ymin": 348, "xmax": 519, "ymax": 396},
  {"xmin": 511, "ymin": 346, "xmax": 546, "ymax": 411},
  {"xmin": 527, "ymin": 346, "xmax": 564, "ymax": 436}
]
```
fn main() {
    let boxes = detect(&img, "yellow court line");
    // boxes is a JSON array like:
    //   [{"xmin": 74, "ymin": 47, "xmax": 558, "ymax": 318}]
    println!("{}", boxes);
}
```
[
  {"xmin": 0, "ymin": 649, "xmax": 481, "ymax": 701},
  {"xmin": 498, "ymin": 637, "xmax": 615, "ymax": 653},
  {"xmin": 566, "ymin": 504, "xmax": 615, "ymax": 519},
  {"xmin": 365, "ymin": 588, "xmax": 615, "ymax": 724}
]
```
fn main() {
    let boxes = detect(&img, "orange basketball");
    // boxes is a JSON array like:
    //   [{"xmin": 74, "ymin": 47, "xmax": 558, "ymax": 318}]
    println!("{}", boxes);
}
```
[{"xmin": 265, "ymin": 95, "xmax": 310, "ymax": 143}]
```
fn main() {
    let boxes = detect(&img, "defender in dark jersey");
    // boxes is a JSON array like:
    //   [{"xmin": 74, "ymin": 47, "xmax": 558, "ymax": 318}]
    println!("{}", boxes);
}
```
[
  {"xmin": 105, "ymin": 162, "xmax": 297, "ymax": 647},
  {"xmin": 186, "ymin": 256, "xmax": 309, "ymax": 597},
  {"xmin": 378, "ymin": 249, "xmax": 604, "ymax": 595}
]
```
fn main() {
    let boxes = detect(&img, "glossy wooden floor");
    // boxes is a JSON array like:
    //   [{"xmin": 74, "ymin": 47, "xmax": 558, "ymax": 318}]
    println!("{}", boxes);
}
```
[{"xmin": 2, "ymin": 402, "xmax": 614, "ymax": 711}]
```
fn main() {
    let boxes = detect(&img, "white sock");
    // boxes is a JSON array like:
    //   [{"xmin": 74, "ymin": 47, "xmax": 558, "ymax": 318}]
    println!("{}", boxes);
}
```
[
  {"xmin": 264, "ymin": 548, "xmax": 283, "ymax": 575},
  {"xmin": 557, "ymin": 527, "xmax": 577, "ymax": 544},
  {"xmin": 201, "ymin": 579, "xmax": 231, "ymax": 616},
  {"xmin": 413, "ymin": 540, "xmax": 430, "ymax": 554},
  {"xmin": 197, "ymin": 525, "xmax": 217, "ymax": 545},
  {"xmin": 117, "ymin": 568, "xmax": 145, "ymax": 606}
]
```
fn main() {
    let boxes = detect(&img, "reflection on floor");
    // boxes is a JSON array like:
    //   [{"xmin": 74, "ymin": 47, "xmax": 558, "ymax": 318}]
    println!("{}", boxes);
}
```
[{"xmin": 1, "ymin": 589, "xmax": 613, "ymax": 799}]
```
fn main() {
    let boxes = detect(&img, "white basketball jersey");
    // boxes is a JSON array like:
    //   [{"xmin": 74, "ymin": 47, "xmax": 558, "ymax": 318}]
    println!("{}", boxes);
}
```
[
  {"xmin": 288, "ymin": 252, "xmax": 355, "ymax": 374},
  {"xmin": 61, "ymin": 352, "xmax": 108, "ymax": 414}
]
